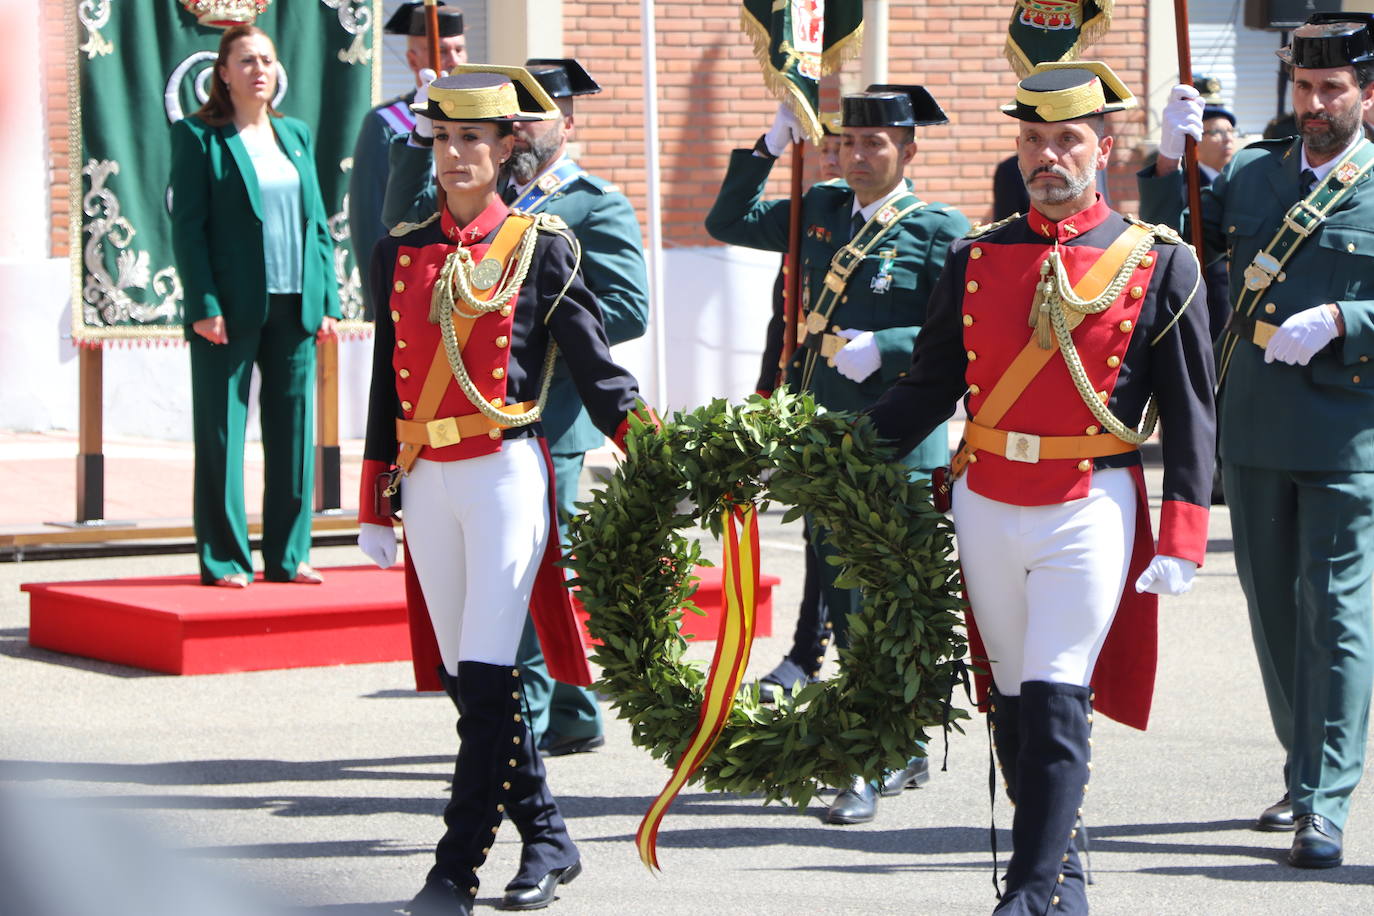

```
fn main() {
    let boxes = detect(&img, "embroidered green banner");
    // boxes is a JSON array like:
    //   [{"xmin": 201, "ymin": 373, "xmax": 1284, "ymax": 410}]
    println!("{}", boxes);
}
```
[
  {"xmin": 740, "ymin": 0, "xmax": 863, "ymax": 144},
  {"xmin": 1005, "ymin": 0, "xmax": 1113, "ymax": 77},
  {"xmin": 70, "ymin": 0, "xmax": 378, "ymax": 344}
]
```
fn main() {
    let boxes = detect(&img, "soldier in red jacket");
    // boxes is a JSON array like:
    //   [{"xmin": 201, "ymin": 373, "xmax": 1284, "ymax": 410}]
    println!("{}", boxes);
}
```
[
  {"xmin": 867, "ymin": 62, "xmax": 1216, "ymax": 914},
  {"xmin": 355, "ymin": 69, "xmax": 648, "ymax": 916}
]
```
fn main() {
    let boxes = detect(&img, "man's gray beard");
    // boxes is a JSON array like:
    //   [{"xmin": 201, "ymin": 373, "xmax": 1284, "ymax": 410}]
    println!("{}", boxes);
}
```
[
  {"xmin": 508, "ymin": 131, "xmax": 563, "ymax": 185},
  {"xmin": 1025, "ymin": 160, "xmax": 1097, "ymax": 204},
  {"xmin": 1301, "ymin": 109, "xmax": 1361, "ymax": 155}
]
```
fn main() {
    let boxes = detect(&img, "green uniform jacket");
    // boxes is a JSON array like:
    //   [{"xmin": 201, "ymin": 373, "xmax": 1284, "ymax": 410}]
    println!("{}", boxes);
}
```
[
  {"xmin": 383, "ymin": 141, "xmax": 650, "ymax": 455},
  {"xmin": 705, "ymin": 148, "xmax": 969, "ymax": 469},
  {"xmin": 1139, "ymin": 138, "xmax": 1374, "ymax": 471},
  {"xmin": 348, "ymin": 93, "xmax": 415, "ymax": 319},
  {"xmin": 170, "ymin": 114, "xmax": 340, "ymax": 337}
]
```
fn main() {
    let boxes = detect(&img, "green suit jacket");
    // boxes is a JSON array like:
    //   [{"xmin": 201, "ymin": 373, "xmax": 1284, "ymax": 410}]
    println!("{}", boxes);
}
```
[
  {"xmin": 705, "ymin": 149, "xmax": 969, "ymax": 469},
  {"xmin": 170, "ymin": 114, "xmax": 340, "ymax": 337},
  {"xmin": 383, "ymin": 142, "xmax": 650, "ymax": 455},
  {"xmin": 1139, "ymin": 138, "xmax": 1374, "ymax": 471}
]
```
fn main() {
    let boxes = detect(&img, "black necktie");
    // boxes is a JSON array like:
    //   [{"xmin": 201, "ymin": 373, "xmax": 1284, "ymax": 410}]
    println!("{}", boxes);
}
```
[
  {"xmin": 850, "ymin": 211, "xmax": 864, "ymax": 240},
  {"xmin": 1300, "ymin": 168, "xmax": 1317, "ymax": 196},
  {"xmin": 500, "ymin": 181, "xmax": 518, "ymax": 205}
]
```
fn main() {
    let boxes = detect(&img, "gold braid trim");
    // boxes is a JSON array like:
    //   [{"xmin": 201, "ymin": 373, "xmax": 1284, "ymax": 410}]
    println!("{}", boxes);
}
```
[
  {"xmin": 389, "ymin": 212, "xmax": 439, "ymax": 237},
  {"xmin": 965, "ymin": 213, "xmax": 1021, "ymax": 238},
  {"xmin": 1041, "ymin": 226, "xmax": 1177, "ymax": 446},
  {"xmin": 431, "ymin": 220, "xmax": 555, "ymax": 427}
]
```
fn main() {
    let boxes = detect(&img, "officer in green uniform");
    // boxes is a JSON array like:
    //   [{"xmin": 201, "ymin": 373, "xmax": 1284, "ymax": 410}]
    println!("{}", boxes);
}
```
[
  {"xmin": 705, "ymin": 86, "xmax": 969, "ymax": 824},
  {"xmin": 1139, "ymin": 14, "xmax": 1374, "ymax": 869},
  {"xmin": 382, "ymin": 59, "xmax": 650, "ymax": 755},
  {"xmin": 346, "ymin": 1, "xmax": 464, "ymax": 318}
]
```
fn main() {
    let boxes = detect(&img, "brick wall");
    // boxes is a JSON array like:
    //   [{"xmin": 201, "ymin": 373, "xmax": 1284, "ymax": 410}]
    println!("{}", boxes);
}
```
[
  {"xmin": 42, "ymin": 0, "xmax": 70, "ymax": 259},
  {"xmin": 565, "ymin": 0, "xmax": 1152, "ymax": 248}
]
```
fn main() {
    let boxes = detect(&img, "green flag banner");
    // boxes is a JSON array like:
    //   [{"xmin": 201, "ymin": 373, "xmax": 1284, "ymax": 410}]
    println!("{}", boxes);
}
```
[
  {"xmin": 69, "ymin": 0, "xmax": 379, "ymax": 345},
  {"xmin": 741, "ymin": 0, "xmax": 863, "ymax": 144},
  {"xmin": 1005, "ymin": 0, "xmax": 1113, "ymax": 78}
]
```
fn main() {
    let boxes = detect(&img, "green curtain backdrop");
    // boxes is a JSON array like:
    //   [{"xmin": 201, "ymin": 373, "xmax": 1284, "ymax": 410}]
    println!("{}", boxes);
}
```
[
  {"xmin": 741, "ymin": 0, "xmax": 863, "ymax": 144},
  {"xmin": 70, "ymin": 0, "xmax": 379, "ymax": 343}
]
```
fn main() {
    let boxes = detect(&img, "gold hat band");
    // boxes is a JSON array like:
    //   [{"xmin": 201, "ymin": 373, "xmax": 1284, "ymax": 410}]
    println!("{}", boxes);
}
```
[
  {"xmin": 431, "ymin": 81, "xmax": 520, "ymax": 120},
  {"xmin": 1016, "ymin": 77, "xmax": 1106, "ymax": 122}
]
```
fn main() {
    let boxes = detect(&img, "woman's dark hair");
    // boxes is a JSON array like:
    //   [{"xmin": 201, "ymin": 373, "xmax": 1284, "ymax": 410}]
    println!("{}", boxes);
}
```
[{"xmin": 192, "ymin": 24, "xmax": 282, "ymax": 127}]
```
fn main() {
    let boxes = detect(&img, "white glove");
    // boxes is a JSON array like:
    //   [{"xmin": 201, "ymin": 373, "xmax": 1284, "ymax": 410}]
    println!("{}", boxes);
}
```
[
  {"xmin": 1158, "ymin": 84, "xmax": 1203, "ymax": 161},
  {"xmin": 763, "ymin": 103, "xmax": 804, "ymax": 157},
  {"xmin": 412, "ymin": 68, "xmax": 437, "ymax": 142},
  {"xmin": 359, "ymin": 522, "xmax": 398, "ymax": 569},
  {"xmin": 832, "ymin": 329, "xmax": 881, "ymax": 383},
  {"xmin": 1265, "ymin": 304, "xmax": 1340, "ymax": 366},
  {"xmin": 1134, "ymin": 555, "xmax": 1197, "ymax": 596}
]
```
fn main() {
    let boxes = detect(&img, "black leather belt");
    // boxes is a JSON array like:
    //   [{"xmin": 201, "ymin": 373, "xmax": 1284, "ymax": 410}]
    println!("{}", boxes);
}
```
[{"xmin": 1226, "ymin": 311, "xmax": 1278, "ymax": 348}]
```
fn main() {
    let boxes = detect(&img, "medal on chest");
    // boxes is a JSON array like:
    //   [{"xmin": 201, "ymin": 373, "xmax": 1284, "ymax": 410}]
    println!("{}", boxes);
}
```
[{"xmin": 870, "ymin": 248, "xmax": 897, "ymax": 294}]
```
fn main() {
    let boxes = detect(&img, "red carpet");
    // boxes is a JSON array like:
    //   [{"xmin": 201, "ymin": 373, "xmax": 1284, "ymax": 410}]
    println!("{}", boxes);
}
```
[{"xmin": 23, "ymin": 566, "xmax": 777, "ymax": 675}]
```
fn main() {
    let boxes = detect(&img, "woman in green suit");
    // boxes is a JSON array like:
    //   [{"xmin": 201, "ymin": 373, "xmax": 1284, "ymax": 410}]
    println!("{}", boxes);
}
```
[{"xmin": 169, "ymin": 24, "xmax": 341, "ymax": 587}]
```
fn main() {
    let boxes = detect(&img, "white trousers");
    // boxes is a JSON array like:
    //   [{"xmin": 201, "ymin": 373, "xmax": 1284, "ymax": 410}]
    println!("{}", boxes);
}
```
[
  {"xmin": 401, "ymin": 437, "xmax": 551, "ymax": 676},
  {"xmin": 952, "ymin": 467, "xmax": 1136, "ymax": 697}
]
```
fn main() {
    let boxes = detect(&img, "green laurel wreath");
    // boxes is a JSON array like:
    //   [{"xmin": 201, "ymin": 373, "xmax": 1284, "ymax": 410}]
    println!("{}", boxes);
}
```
[{"xmin": 566, "ymin": 391, "xmax": 969, "ymax": 808}]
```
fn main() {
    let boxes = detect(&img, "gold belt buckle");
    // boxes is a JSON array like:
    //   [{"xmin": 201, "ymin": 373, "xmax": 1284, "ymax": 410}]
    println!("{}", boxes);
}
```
[
  {"xmin": 1005, "ymin": 432, "xmax": 1041, "ymax": 464},
  {"xmin": 820, "ymin": 334, "xmax": 845, "ymax": 359},
  {"xmin": 426, "ymin": 417, "xmax": 461, "ymax": 449}
]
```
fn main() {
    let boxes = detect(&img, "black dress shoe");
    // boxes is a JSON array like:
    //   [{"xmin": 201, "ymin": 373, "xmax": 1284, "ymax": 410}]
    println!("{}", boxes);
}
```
[
  {"xmin": 402, "ymin": 877, "xmax": 474, "ymax": 916},
  {"xmin": 879, "ymin": 755, "xmax": 931, "ymax": 797},
  {"xmin": 539, "ymin": 734, "xmax": 605, "ymax": 757},
  {"xmin": 1256, "ymin": 792, "xmax": 1295, "ymax": 832},
  {"xmin": 825, "ymin": 776, "xmax": 878, "ymax": 824},
  {"xmin": 755, "ymin": 658, "xmax": 820, "ymax": 705},
  {"xmin": 1289, "ymin": 814, "xmax": 1343, "ymax": 869},
  {"xmin": 500, "ymin": 861, "xmax": 582, "ymax": 910}
]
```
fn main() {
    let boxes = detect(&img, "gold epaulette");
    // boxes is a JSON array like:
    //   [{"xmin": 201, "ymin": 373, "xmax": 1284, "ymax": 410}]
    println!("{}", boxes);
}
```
[
  {"xmin": 534, "ymin": 212, "xmax": 568, "ymax": 231},
  {"xmin": 1127, "ymin": 217, "xmax": 1183, "ymax": 245},
  {"xmin": 965, "ymin": 213, "xmax": 1020, "ymax": 238},
  {"xmin": 389, "ymin": 212, "xmax": 440, "ymax": 237}
]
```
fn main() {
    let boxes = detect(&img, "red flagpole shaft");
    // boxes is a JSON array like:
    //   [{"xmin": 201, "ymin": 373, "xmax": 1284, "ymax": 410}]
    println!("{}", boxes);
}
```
[
  {"xmin": 781, "ymin": 142, "xmax": 806, "ymax": 372},
  {"xmin": 424, "ymin": 0, "xmax": 442, "ymax": 73},
  {"xmin": 1172, "ymin": 0, "xmax": 1207, "ymax": 259}
]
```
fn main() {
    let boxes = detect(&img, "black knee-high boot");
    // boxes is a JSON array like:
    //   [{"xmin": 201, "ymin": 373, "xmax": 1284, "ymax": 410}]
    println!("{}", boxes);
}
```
[
  {"xmin": 408, "ymin": 661, "xmax": 525, "ymax": 916},
  {"xmin": 502, "ymin": 673, "xmax": 580, "ymax": 899},
  {"xmin": 994, "ymin": 681, "xmax": 1092, "ymax": 916}
]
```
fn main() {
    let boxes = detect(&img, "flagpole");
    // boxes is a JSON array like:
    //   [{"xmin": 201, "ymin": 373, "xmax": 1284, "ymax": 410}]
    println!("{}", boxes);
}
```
[
  {"xmin": 1171, "ymin": 0, "xmax": 1206, "ymax": 259},
  {"xmin": 423, "ymin": 0, "xmax": 441, "ymax": 72},
  {"xmin": 781, "ymin": 143, "xmax": 805, "ymax": 370},
  {"xmin": 641, "ymin": 0, "xmax": 668, "ymax": 408}
]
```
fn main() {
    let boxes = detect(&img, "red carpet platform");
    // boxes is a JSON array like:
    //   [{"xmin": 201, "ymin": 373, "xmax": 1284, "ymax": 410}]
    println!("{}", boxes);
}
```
[{"xmin": 24, "ymin": 565, "xmax": 777, "ymax": 675}]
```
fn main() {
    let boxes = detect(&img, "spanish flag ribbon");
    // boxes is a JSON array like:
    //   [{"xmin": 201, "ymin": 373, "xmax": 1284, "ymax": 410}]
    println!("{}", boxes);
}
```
[{"xmin": 635, "ymin": 502, "xmax": 762, "ymax": 871}]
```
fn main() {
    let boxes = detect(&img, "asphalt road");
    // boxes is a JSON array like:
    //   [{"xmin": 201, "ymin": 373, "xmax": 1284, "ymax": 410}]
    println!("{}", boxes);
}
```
[{"xmin": 2, "ymin": 473, "xmax": 1372, "ymax": 915}]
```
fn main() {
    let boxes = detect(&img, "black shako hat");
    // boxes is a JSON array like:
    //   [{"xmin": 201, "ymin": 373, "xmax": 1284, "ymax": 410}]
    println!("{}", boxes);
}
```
[
  {"xmin": 412, "ymin": 71, "xmax": 558, "ymax": 123},
  {"xmin": 1278, "ymin": 14, "xmax": 1374, "ymax": 69},
  {"xmin": 1193, "ymin": 73, "xmax": 1236, "ymax": 127},
  {"xmin": 524, "ymin": 58, "xmax": 601, "ymax": 98},
  {"xmin": 1001, "ymin": 61, "xmax": 1135, "ymax": 122},
  {"xmin": 843, "ymin": 84, "xmax": 948, "ymax": 128},
  {"xmin": 384, "ymin": 1, "xmax": 464, "ymax": 37}
]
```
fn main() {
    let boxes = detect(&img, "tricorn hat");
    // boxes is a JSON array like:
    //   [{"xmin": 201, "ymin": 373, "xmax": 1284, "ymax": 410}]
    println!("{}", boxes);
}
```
[
  {"xmin": 384, "ymin": 1, "xmax": 463, "ymax": 37},
  {"xmin": 843, "ymin": 85, "xmax": 948, "ymax": 128},
  {"xmin": 1278, "ymin": 14, "xmax": 1374, "ymax": 69},
  {"xmin": 1001, "ymin": 61, "xmax": 1136, "ymax": 122},
  {"xmin": 412, "ymin": 70, "xmax": 559, "ymax": 123},
  {"xmin": 524, "ymin": 58, "xmax": 601, "ymax": 98}
]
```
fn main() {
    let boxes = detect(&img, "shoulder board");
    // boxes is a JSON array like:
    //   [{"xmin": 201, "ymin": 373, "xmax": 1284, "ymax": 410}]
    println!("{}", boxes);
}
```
[
  {"xmin": 965, "ymin": 213, "xmax": 1020, "ymax": 238},
  {"xmin": 534, "ymin": 212, "xmax": 569, "ymax": 232},
  {"xmin": 388, "ymin": 212, "xmax": 440, "ymax": 237},
  {"xmin": 1127, "ymin": 216, "xmax": 1183, "ymax": 245},
  {"xmin": 809, "ymin": 181, "xmax": 851, "ymax": 197}
]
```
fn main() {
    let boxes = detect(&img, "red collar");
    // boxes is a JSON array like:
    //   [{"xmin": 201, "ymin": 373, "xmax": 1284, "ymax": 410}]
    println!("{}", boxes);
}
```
[
  {"xmin": 441, "ymin": 197, "xmax": 511, "ymax": 246},
  {"xmin": 1027, "ymin": 195, "xmax": 1111, "ymax": 242}
]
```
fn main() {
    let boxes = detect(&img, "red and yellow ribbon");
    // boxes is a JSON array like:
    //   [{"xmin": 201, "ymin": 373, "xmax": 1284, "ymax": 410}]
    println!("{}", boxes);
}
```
[{"xmin": 635, "ymin": 502, "xmax": 762, "ymax": 870}]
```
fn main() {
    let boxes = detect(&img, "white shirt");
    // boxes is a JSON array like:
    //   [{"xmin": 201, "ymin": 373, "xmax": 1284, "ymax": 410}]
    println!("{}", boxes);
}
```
[
  {"xmin": 1300, "ymin": 129, "xmax": 1365, "ymax": 185},
  {"xmin": 850, "ymin": 181, "xmax": 909, "ymax": 223}
]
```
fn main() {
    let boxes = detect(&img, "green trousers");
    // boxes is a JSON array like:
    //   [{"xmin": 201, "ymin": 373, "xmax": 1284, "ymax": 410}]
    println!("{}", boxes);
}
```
[
  {"xmin": 189, "ymin": 295, "xmax": 316, "ymax": 584},
  {"xmin": 1224, "ymin": 462, "xmax": 1374, "ymax": 829},
  {"xmin": 515, "ymin": 450, "xmax": 603, "ymax": 744}
]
